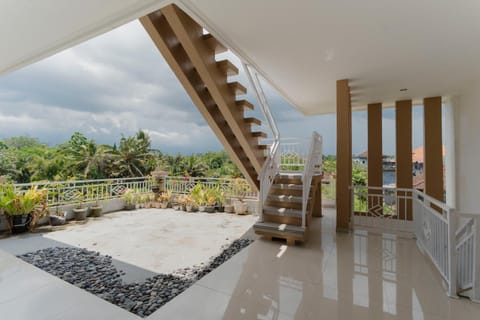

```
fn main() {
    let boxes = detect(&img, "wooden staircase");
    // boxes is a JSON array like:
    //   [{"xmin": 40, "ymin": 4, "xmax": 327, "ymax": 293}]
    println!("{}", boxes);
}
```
[
  {"xmin": 140, "ymin": 4, "xmax": 267, "ymax": 190},
  {"xmin": 254, "ymin": 172, "xmax": 317, "ymax": 245}
]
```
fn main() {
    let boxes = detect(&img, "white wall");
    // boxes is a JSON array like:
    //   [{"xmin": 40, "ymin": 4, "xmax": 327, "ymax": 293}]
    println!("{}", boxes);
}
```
[{"xmin": 454, "ymin": 80, "xmax": 480, "ymax": 213}]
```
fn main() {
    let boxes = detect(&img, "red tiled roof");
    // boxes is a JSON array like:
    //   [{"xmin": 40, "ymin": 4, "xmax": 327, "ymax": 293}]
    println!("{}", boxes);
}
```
[{"xmin": 412, "ymin": 146, "xmax": 446, "ymax": 163}]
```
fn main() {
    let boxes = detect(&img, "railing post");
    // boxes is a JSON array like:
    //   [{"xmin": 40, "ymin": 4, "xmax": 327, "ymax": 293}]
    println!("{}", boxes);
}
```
[
  {"xmin": 473, "ymin": 217, "xmax": 480, "ymax": 302},
  {"xmin": 447, "ymin": 209, "xmax": 458, "ymax": 297}
]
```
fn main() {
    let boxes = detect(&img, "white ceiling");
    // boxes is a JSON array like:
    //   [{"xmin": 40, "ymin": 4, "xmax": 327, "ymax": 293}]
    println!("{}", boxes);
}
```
[
  {"xmin": 181, "ymin": 0, "xmax": 480, "ymax": 114},
  {"xmin": 1, "ymin": 0, "xmax": 480, "ymax": 115},
  {"xmin": 0, "ymin": 0, "xmax": 169, "ymax": 76}
]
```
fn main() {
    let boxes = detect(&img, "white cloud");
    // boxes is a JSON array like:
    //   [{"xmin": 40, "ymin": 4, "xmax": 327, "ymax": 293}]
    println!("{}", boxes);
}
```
[{"xmin": 0, "ymin": 18, "xmax": 412, "ymax": 156}]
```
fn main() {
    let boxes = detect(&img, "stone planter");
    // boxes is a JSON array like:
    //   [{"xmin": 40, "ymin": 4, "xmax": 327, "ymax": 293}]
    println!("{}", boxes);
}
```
[
  {"xmin": 10, "ymin": 214, "xmax": 31, "ymax": 233},
  {"xmin": 205, "ymin": 205, "xmax": 215, "ymax": 213},
  {"xmin": 73, "ymin": 208, "xmax": 88, "ymax": 221},
  {"xmin": 234, "ymin": 201, "xmax": 248, "ymax": 215},
  {"xmin": 160, "ymin": 202, "xmax": 169, "ymax": 209},
  {"xmin": 186, "ymin": 205, "xmax": 197, "ymax": 212},
  {"xmin": 90, "ymin": 206, "xmax": 103, "ymax": 217},
  {"xmin": 224, "ymin": 204, "xmax": 235, "ymax": 213},
  {"xmin": 124, "ymin": 203, "xmax": 136, "ymax": 211}
]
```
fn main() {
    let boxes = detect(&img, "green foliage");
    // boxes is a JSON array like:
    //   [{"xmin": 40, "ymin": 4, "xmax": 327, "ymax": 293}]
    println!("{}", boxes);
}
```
[
  {"xmin": 0, "ymin": 132, "xmax": 244, "ymax": 183},
  {"xmin": 352, "ymin": 163, "xmax": 367, "ymax": 186},
  {"xmin": 0, "ymin": 184, "xmax": 46, "ymax": 215}
]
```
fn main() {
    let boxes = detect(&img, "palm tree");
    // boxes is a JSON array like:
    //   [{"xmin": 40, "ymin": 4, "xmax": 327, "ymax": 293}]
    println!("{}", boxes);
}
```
[
  {"xmin": 62, "ymin": 133, "xmax": 113, "ymax": 179},
  {"xmin": 112, "ymin": 130, "xmax": 153, "ymax": 177}
]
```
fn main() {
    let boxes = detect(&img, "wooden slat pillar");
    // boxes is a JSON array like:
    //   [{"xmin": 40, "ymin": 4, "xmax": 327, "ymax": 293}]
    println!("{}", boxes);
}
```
[
  {"xmin": 424, "ymin": 96, "xmax": 444, "ymax": 202},
  {"xmin": 311, "ymin": 175, "xmax": 323, "ymax": 217},
  {"xmin": 336, "ymin": 79, "xmax": 352, "ymax": 231},
  {"xmin": 367, "ymin": 103, "xmax": 383, "ymax": 215},
  {"xmin": 395, "ymin": 100, "xmax": 413, "ymax": 220}
]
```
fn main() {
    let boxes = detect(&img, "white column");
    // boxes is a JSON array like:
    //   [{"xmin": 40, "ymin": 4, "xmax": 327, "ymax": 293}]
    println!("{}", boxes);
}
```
[{"xmin": 444, "ymin": 97, "xmax": 457, "ymax": 208}]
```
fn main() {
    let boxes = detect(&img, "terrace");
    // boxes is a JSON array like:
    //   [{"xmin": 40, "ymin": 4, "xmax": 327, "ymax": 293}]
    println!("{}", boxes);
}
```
[{"xmin": 1, "ymin": 1, "xmax": 480, "ymax": 320}]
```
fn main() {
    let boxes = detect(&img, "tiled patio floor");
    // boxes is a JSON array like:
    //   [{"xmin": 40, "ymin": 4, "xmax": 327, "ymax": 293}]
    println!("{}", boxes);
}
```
[{"xmin": 1, "ymin": 208, "xmax": 480, "ymax": 319}]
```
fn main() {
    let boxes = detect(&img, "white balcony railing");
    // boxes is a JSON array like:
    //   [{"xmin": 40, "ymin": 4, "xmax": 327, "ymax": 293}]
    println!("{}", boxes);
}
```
[
  {"xmin": 8, "ymin": 176, "xmax": 256, "ymax": 208},
  {"xmin": 351, "ymin": 185, "xmax": 480, "ymax": 300}
]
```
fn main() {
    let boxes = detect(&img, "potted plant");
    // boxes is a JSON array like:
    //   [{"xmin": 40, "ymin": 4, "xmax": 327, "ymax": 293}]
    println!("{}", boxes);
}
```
[
  {"xmin": 232, "ymin": 178, "xmax": 250, "ymax": 215},
  {"xmin": 73, "ymin": 191, "xmax": 88, "ymax": 220},
  {"xmin": 159, "ymin": 191, "xmax": 172, "ymax": 209},
  {"xmin": 122, "ymin": 189, "xmax": 136, "ymax": 210},
  {"xmin": 215, "ymin": 187, "xmax": 226, "ymax": 212},
  {"xmin": 204, "ymin": 187, "xmax": 216, "ymax": 213},
  {"xmin": 224, "ymin": 198, "xmax": 235, "ymax": 213},
  {"xmin": 89, "ymin": 199, "xmax": 103, "ymax": 217},
  {"xmin": 191, "ymin": 184, "xmax": 207, "ymax": 212},
  {"xmin": 50, "ymin": 206, "xmax": 66, "ymax": 226},
  {"xmin": 184, "ymin": 195, "xmax": 197, "ymax": 212},
  {"xmin": 172, "ymin": 194, "xmax": 182, "ymax": 210},
  {"xmin": 0, "ymin": 184, "xmax": 47, "ymax": 233}
]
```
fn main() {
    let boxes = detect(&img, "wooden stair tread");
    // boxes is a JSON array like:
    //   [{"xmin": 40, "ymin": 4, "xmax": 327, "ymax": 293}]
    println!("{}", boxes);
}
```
[
  {"xmin": 229, "ymin": 82, "xmax": 247, "ymax": 95},
  {"xmin": 236, "ymin": 99, "xmax": 254, "ymax": 110},
  {"xmin": 267, "ymin": 194, "xmax": 304, "ymax": 203},
  {"xmin": 253, "ymin": 222, "xmax": 305, "ymax": 235},
  {"xmin": 245, "ymin": 117, "xmax": 262, "ymax": 126},
  {"xmin": 252, "ymin": 131, "xmax": 267, "ymax": 138},
  {"xmin": 202, "ymin": 34, "xmax": 227, "ymax": 54},
  {"xmin": 271, "ymin": 183, "xmax": 303, "ymax": 190},
  {"xmin": 217, "ymin": 59, "xmax": 239, "ymax": 76},
  {"xmin": 263, "ymin": 206, "xmax": 302, "ymax": 217}
]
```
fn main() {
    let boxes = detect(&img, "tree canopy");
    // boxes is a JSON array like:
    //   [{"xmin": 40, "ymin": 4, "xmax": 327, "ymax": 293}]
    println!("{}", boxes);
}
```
[{"xmin": 0, "ymin": 132, "xmax": 244, "ymax": 183}]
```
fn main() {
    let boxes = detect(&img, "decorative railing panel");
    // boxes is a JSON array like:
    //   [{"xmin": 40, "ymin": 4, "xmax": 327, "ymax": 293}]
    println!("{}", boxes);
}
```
[
  {"xmin": 7, "ymin": 176, "xmax": 256, "ymax": 209},
  {"xmin": 164, "ymin": 176, "xmax": 257, "ymax": 199}
]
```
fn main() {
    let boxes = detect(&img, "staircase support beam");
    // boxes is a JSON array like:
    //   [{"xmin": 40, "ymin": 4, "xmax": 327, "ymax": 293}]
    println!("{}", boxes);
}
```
[
  {"xmin": 140, "ymin": 12, "xmax": 258, "ymax": 189},
  {"xmin": 160, "ymin": 4, "xmax": 263, "ymax": 174}
]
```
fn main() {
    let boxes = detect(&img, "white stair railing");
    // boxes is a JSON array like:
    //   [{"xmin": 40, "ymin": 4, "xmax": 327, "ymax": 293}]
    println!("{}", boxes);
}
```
[
  {"xmin": 412, "ymin": 190, "xmax": 457, "ymax": 297},
  {"xmin": 243, "ymin": 63, "xmax": 280, "ymax": 222},
  {"xmin": 455, "ymin": 214, "xmax": 480, "ymax": 301},
  {"xmin": 301, "ymin": 132, "xmax": 322, "ymax": 228}
]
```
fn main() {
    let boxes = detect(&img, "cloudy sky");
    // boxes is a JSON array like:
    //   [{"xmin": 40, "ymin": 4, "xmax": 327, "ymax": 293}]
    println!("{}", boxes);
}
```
[{"xmin": 0, "ymin": 20, "xmax": 427, "ymax": 155}]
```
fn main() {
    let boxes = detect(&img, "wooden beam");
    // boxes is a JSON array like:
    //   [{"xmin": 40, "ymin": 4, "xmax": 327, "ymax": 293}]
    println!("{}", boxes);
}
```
[
  {"xmin": 395, "ymin": 100, "xmax": 413, "ymax": 220},
  {"xmin": 368, "ymin": 103, "xmax": 383, "ymax": 213},
  {"xmin": 336, "ymin": 79, "xmax": 352, "ymax": 231},
  {"xmin": 160, "ymin": 5, "xmax": 263, "ymax": 174},
  {"xmin": 139, "ymin": 13, "xmax": 258, "ymax": 189},
  {"xmin": 424, "ymin": 96, "xmax": 444, "ymax": 202}
]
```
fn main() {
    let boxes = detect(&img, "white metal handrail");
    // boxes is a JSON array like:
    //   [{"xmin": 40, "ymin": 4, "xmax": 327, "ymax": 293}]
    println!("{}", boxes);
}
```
[
  {"xmin": 455, "ymin": 213, "xmax": 480, "ymax": 300},
  {"xmin": 412, "ymin": 189, "xmax": 456, "ymax": 296},
  {"xmin": 352, "ymin": 185, "xmax": 480, "ymax": 300},
  {"xmin": 301, "ymin": 132, "xmax": 322, "ymax": 227},
  {"xmin": 243, "ymin": 63, "xmax": 280, "ymax": 222}
]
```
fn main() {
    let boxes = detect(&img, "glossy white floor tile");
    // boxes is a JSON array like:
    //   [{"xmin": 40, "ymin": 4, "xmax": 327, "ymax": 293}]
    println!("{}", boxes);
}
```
[
  {"xmin": 2, "ymin": 208, "xmax": 480, "ymax": 320},
  {"xmin": 0, "ymin": 250, "xmax": 139, "ymax": 320},
  {"xmin": 149, "ymin": 208, "xmax": 480, "ymax": 320}
]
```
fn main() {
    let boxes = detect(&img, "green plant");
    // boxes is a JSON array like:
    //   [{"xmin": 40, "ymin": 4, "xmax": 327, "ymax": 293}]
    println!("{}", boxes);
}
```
[
  {"xmin": 190, "ymin": 184, "xmax": 206, "ymax": 206},
  {"xmin": 122, "ymin": 189, "xmax": 137, "ymax": 206},
  {"xmin": 158, "ymin": 190, "xmax": 173, "ymax": 204},
  {"xmin": 214, "ymin": 187, "xmax": 225, "ymax": 206},
  {"xmin": 0, "ymin": 184, "xmax": 47, "ymax": 216},
  {"xmin": 73, "ymin": 190, "xmax": 86, "ymax": 209}
]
